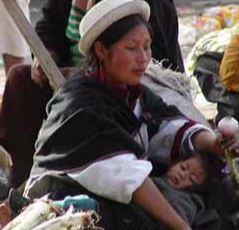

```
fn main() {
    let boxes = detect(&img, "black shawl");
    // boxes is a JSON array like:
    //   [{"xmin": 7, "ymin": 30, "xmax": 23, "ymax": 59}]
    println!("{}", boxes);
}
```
[{"xmin": 32, "ymin": 75, "xmax": 182, "ymax": 176}]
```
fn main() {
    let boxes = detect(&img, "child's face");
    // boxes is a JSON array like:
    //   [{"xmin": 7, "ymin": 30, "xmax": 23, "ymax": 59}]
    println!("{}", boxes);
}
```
[{"xmin": 166, "ymin": 156, "xmax": 207, "ymax": 189}]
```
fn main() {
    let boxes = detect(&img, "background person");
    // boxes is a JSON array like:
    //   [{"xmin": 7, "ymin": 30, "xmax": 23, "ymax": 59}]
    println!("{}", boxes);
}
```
[
  {"xmin": 0, "ymin": 0, "xmax": 184, "ymax": 188},
  {"xmin": 24, "ymin": 1, "xmax": 239, "ymax": 230},
  {"xmin": 0, "ymin": 0, "xmax": 90, "ymax": 188}
]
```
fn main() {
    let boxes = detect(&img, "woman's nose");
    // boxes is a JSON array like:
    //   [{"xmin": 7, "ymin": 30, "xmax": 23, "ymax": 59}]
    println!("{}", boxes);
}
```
[{"xmin": 136, "ymin": 49, "xmax": 148, "ymax": 63}]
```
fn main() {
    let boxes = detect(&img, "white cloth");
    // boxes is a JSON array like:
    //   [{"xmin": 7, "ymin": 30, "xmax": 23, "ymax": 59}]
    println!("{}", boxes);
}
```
[
  {"xmin": 68, "ymin": 154, "xmax": 152, "ymax": 204},
  {"xmin": 0, "ymin": 0, "xmax": 30, "ymax": 57}
]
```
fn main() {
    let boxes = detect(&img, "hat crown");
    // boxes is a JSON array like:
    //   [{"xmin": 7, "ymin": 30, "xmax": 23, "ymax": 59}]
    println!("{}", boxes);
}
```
[
  {"xmin": 80, "ymin": 0, "xmax": 139, "ymax": 37},
  {"xmin": 79, "ymin": 0, "xmax": 150, "ymax": 55}
]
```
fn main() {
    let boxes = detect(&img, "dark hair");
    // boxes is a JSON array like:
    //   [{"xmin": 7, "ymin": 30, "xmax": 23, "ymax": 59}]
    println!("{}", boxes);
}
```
[
  {"xmin": 83, "ymin": 14, "xmax": 152, "ymax": 72},
  {"xmin": 185, "ymin": 152, "xmax": 224, "ymax": 194}
]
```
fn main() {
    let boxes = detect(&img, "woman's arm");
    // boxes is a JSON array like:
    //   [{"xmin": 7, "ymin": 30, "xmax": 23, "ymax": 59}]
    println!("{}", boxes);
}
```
[
  {"xmin": 68, "ymin": 154, "xmax": 192, "ymax": 230},
  {"xmin": 192, "ymin": 129, "xmax": 239, "ymax": 155},
  {"xmin": 192, "ymin": 130, "xmax": 219, "ymax": 154},
  {"xmin": 133, "ymin": 177, "xmax": 193, "ymax": 230}
]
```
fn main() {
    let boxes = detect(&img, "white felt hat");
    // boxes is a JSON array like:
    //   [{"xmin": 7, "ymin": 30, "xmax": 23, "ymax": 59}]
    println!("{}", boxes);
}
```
[{"xmin": 78, "ymin": 0, "xmax": 150, "ymax": 55}]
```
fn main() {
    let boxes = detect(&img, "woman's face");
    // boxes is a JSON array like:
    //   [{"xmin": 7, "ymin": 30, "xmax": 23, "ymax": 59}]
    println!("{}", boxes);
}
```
[{"xmin": 98, "ymin": 24, "xmax": 152, "ymax": 85}]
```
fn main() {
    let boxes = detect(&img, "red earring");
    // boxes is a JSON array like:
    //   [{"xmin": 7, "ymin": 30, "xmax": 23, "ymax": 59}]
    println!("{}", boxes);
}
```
[{"xmin": 99, "ymin": 60, "xmax": 105, "ymax": 82}]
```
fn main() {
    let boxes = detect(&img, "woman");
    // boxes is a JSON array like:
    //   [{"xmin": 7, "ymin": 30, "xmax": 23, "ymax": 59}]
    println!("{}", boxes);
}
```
[
  {"xmin": 23, "ymin": 0, "xmax": 238, "ymax": 229},
  {"xmin": 0, "ymin": 0, "xmax": 184, "ymax": 189}
]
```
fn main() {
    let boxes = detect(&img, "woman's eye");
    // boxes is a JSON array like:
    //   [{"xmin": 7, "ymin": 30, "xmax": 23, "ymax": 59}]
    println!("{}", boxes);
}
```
[
  {"xmin": 180, "ymin": 164, "xmax": 186, "ymax": 171},
  {"xmin": 144, "ymin": 45, "xmax": 151, "ymax": 51},
  {"xmin": 126, "ymin": 46, "xmax": 136, "ymax": 51}
]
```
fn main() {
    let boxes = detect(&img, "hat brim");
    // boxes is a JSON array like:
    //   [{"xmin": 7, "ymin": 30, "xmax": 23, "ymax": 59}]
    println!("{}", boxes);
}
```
[{"xmin": 78, "ymin": 0, "xmax": 150, "ymax": 56}]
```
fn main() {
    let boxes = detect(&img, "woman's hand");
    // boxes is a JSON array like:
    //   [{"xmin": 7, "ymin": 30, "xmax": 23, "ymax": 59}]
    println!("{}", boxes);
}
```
[
  {"xmin": 0, "ymin": 202, "xmax": 11, "ymax": 227},
  {"xmin": 192, "ymin": 129, "xmax": 239, "ymax": 156},
  {"xmin": 215, "ymin": 129, "xmax": 239, "ymax": 155}
]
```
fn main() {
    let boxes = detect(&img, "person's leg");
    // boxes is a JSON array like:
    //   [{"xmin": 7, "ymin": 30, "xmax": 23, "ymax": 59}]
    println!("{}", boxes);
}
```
[
  {"xmin": 0, "ymin": 64, "xmax": 53, "ymax": 187},
  {"xmin": 2, "ymin": 54, "xmax": 25, "ymax": 75}
]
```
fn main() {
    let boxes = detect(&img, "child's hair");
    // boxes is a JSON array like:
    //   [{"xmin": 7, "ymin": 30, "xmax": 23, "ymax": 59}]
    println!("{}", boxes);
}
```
[{"xmin": 187, "ymin": 152, "xmax": 224, "ymax": 194}]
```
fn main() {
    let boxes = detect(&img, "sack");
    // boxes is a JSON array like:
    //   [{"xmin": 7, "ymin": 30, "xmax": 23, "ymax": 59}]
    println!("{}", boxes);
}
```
[
  {"xmin": 217, "ymin": 91, "xmax": 239, "ymax": 123},
  {"xmin": 194, "ymin": 51, "xmax": 239, "ymax": 123},
  {"xmin": 143, "ymin": 62, "xmax": 210, "ymax": 127},
  {"xmin": 194, "ymin": 52, "xmax": 224, "ymax": 103}
]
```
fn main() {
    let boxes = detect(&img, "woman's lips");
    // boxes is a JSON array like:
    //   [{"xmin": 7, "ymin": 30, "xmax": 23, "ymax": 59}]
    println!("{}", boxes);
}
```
[{"xmin": 134, "ymin": 69, "xmax": 146, "ymax": 75}]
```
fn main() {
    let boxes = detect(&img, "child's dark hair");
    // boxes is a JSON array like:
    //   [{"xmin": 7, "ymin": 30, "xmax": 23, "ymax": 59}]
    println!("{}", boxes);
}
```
[{"xmin": 187, "ymin": 152, "xmax": 224, "ymax": 194}]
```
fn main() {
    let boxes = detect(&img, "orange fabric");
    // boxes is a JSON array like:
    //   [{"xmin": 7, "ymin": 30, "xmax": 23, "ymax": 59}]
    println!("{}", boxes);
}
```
[{"xmin": 219, "ymin": 34, "xmax": 239, "ymax": 92}]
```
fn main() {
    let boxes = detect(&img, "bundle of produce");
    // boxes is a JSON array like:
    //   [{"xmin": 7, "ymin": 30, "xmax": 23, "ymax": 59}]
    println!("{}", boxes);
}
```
[{"xmin": 2, "ymin": 199, "xmax": 98, "ymax": 230}]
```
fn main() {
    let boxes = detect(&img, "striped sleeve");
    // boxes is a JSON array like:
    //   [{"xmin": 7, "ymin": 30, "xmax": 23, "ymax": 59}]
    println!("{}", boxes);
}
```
[
  {"xmin": 66, "ymin": 5, "xmax": 85, "ymax": 42},
  {"xmin": 148, "ymin": 118, "xmax": 213, "ymax": 164}
]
